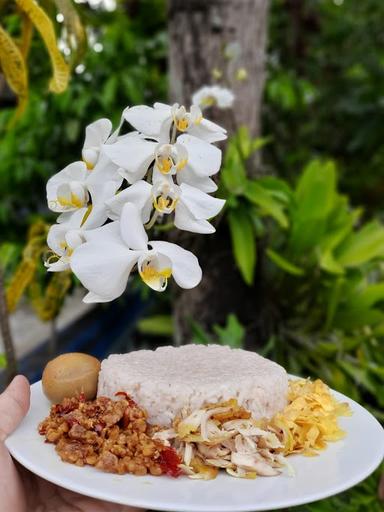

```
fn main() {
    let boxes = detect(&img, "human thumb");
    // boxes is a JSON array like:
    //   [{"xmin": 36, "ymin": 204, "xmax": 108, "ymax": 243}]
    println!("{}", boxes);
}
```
[{"xmin": 0, "ymin": 375, "xmax": 30, "ymax": 442}]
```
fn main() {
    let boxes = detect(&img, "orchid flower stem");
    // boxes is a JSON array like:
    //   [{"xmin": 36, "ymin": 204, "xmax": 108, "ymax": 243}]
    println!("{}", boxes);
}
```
[
  {"xmin": 145, "ymin": 210, "xmax": 159, "ymax": 231},
  {"xmin": 170, "ymin": 123, "xmax": 177, "ymax": 144},
  {"xmin": 154, "ymin": 221, "xmax": 174, "ymax": 232}
]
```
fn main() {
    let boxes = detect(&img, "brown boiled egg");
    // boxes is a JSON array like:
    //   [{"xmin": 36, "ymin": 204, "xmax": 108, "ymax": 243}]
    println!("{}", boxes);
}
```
[{"xmin": 42, "ymin": 353, "xmax": 101, "ymax": 403}]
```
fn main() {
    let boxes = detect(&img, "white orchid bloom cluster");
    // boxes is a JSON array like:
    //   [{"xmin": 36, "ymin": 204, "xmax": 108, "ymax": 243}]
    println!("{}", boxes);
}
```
[{"xmin": 45, "ymin": 102, "xmax": 227, "ymax": 302}]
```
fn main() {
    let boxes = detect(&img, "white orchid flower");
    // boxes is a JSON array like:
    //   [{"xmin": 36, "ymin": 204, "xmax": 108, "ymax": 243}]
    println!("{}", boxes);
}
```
[
  {"xmin": 47, "ymin": 157, "xmax": 122, "ymax": 231},
  {"xmin": 103, "ymin": 132, "xmax": 221, "ymax": 192},
  {"xmin": 47, "ymin": 161, "xmax": 89, "ymax": 213},
  {"xmin": 106, "ymin": 173, "xmax": 225, "ymax": 234},
  {"xmin": 123, "ymin": 102, "xmax": 227, "ymax": 143},
  {"xmin": 82, "ymin": 118, "xmax": 113, "ymax": 170},
  {"xmin": 70, "ymin": 203, "xmax": 202, "ymax": 302},
  {"xmin": 46, "ymin": 209, "xmax": 87, "ymax": 272},
  {"xmin": 192, "ymin": 85, "xmax": 235, "ymax": 110}
]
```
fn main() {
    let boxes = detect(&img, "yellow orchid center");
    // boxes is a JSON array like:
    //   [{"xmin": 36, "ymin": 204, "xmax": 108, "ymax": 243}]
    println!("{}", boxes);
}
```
[
  {"xmin": 153, "ymin": 195, "xmax": 178, "ymax": 213},
  {"xmin": 175, "ymin": 117, "xmax": 189, "ymax": 132},
  {"xmin": 139, "ymin": 264, "xmax": 172, "ymax": 290},
  {"xmin": 84, "ymin": 160, "xmax": 94, "ymax": 171},
  {"xmin": 57, "ymin": 193, "xmax": 84, "ymax": 209},
  {"xmin": 158, "ymin": 157, "xmax": 173, "ymax": 174},
  {"xmin": 59, "ymin": 242, "xmax": 73, "ymax": 258},
  {"xmin": 201, "ymin": 95, "xmax": 216, "ymax": 107},
  {"xmin": 176, "ymin": 158, "xmax": 188, "ymax": 171}
]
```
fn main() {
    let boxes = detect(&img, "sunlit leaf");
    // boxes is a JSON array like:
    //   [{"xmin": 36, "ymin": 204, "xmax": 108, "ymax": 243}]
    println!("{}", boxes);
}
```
[
  {"xmin": 266, "ymin": 248, "xmax": 304, "ymax": 276},
  {"xmin": 335, "ymin": 220, "xmax": 384, "ymax": 267},
  {"xmin": 137, "ymin": 315, "xmax": 173, "ymax": 336},
  {"xmin": 213, "ymin": 314, "xmax": 245, "ymax": 348},
  {"xmin": 228, "ymin": 206, "xmax": 256, "ymax": 285},
  {"xmin": 244, "ymin": 181, "xmax": 289, "ymax": 228}
]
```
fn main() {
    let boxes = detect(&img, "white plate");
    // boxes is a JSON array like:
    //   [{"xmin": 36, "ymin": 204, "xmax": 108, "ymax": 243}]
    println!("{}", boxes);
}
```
[{"xmin": 5, "ymin": 381, "xmax": 384, "ymax": 512}]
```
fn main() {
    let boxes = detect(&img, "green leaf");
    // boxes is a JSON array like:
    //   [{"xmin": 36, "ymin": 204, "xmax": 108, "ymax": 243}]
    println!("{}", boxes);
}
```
[
  {"xmin": 335, "ymin": 220, "xmax": 384, "ymax": 267},
  {"xmin": 316, "ymin": 342, "xmax": 339, "ymax": 357},
  {"xmin": 290, "ymin": 160, "xmax": 337, "ymax": 252},
  {"xmin": 221, "ymin": 138, "xmax": 247, "ymax": 193},
  {"xmin": 0, "ymin": 354, "xmax": 6, "ymax": 368},
  {"xmin": 190, "ymin": 320, "xmax": 214, "ymax": 345},
  {"xmin": 228, "ymin": 207, "xmax": 256, "ymax": 285},
  {"xmin": 338, "ymin": 360, "xmax": 378, "ymax": 397},
  {"xmin": 334, "ymin": 307, "xmax": 384, "ymax": 330},
  {"xmin": 346, "ymin": 283, "xmax": 384, "ymax": 310},
  {"xmin": 295, "ymin": 159, "xmax": 336, "ymax": 214},
  {"xmin": 137, "ymin": 315, "xmax": 173, "ymax": 336},
  {"xmin": 244, "ymin": 181, "xmax": 289, "ymax": 228},
  {"xmin": 0, "ymin": 242, "xmax": 19, "ymax": 270},
  {"xmin": 266, "ymin": 248, "xmax": 304, "ymax": 276},
  {"xmin": 319, "ymin": 250, "xmax": 344, "ymax": 275},
  {"xmin": 325, "ymin": 277, "xmax": 344, "ymax": 329},
  {"xmin": 258, "ymin": 176, "xmax": 293, "ymax": 204},
  {"xmin": 213, "ymin": 314, "xmax": 245, "ymax": 348}
]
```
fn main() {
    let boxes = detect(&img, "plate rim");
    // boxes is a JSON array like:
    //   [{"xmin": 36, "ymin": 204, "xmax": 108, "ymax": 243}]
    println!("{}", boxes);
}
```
[{"xmin": 5, "ymin": 380, "xmax": 384, "ymax": 512}]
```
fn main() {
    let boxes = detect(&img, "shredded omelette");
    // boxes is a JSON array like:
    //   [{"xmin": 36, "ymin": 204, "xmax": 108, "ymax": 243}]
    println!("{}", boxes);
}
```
[{"xmin": 268, "ymin": 379, "xmax": 352, "ymax": 456}]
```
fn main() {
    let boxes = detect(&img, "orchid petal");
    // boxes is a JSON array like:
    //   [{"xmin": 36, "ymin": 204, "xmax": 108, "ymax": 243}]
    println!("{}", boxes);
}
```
[
  {"xmin": 177, "ymin": 134, "xmax": 222, "ymax": 177},
  {"xmin": 83, "ymin": 291, "xmax": 118, "ymax": 303},
  {"xmin": 70, "ymin": 241, "xmax": 139, "ymax": 302},
  {"xmin": 87, "ymin": 153, "xmax": 123, "ymax": 187},
  {"xmin": 83, "ymin": 119, "xmax": 112, "ymax": 150},
  {"xmin": 174, "ymin": 202, "xmax": 215, "ymax": 234},
  {"xmin": 47, "ymin": 161, "xmax": 88, "ymax": 211},
  {"xmin": 176, "ymin": 168, "xmax": 218, "ymax": 193},
  {"xmin": 188, "ymin": 118, "xmax": 227, "ymax": 143},
  {"xmin": 103, "ymin": 135, "xmax": 156, "ymax": 183},
  {"xmin": 138, "ymin": 251, "xmax": 172, "ymax": 292},
  {"xmin": 82, "ymin": 220, "xmax": 121, "ymax": 244},
  {"xmin": 47, "ymin": 224, "xmax": 68, "ymax": 256},
  {"xmin": 120, "ymin": 203, "xmax": 148, "ymax": 250},
  {"xmin": 47, "ymin": 260, "xmax": 70, "ymax": 272},
  {"xmin": 123, "ymin": 105, "xmax": 170, "ymax": 138},
  {"xmin": 180, "ymin": 183, "xmax": 225, "ymax": 219},
  {"xmin": 149, "ymin": 241, "xmax": 202, "ymax": 289},
  {"xmin": 106, "ymin": 181, "xmax": 152, "ymax": 223}
]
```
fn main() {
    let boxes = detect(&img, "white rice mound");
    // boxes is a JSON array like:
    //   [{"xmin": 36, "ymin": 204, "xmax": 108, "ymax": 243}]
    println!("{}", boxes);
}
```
[{"xmin": 97, "ymin": 344, "xmax": 288, "ymax": 427}]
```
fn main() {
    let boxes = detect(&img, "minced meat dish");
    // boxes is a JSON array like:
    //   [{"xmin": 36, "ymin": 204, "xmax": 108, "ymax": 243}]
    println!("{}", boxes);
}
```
[{"xmin": 38, "ymin": 392, "xmax": 181, "ymax": 477}]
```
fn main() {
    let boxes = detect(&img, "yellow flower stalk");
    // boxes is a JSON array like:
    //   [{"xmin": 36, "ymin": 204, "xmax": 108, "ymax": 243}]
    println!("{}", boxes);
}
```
[
  {"xmin": 0, "ymin": 23, "xmax": 28, "ymax": 117},
  {"xmin": 15, "ymin": 0, "xmax": 70, "ymax": 93}
]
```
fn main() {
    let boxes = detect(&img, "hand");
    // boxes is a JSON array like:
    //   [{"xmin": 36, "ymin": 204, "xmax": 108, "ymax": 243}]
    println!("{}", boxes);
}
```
[{"xmin": 0, "ymin": 375, "xmax": 143, "ymax": 512}]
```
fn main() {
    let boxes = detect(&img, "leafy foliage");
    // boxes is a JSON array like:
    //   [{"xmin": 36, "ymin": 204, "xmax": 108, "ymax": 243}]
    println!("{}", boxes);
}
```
[
  {"xmin": 191, "ymin": 313, "xmax": 245, "ymax": 349},
  {"xmin": 266, "ymin": 0, "xmax": 384, "ymax": 211},
  {"xmin": 219, "ymin": 128, "xmax": 286, "ymax": 284}
]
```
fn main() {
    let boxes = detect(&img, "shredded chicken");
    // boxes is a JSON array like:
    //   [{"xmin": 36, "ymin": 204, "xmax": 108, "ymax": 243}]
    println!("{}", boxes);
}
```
[
  {"xmin": 153, "ymin": 398, "xmax": 287, "ymax": 479},
  {"xmin": 152, "ymin": 379, "xmax": 351, "ymax": 480}
]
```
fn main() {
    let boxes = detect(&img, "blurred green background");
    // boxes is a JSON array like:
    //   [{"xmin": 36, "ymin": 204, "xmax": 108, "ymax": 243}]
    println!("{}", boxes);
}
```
[{"xmin": 0, "ymin": 0, "xmax": 383, "ymax": 510}]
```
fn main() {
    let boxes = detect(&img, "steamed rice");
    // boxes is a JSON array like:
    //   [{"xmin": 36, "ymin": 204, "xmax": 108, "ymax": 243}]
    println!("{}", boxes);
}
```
[{"xmin": 97, "ymin": 344, "xmax": 288, "ymax": 427}]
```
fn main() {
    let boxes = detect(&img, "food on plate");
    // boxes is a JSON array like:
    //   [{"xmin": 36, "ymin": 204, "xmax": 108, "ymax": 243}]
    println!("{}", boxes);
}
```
[
  {"xmin": 38, "ymin": 345, "xmax": 351, "ymax": 480},
  {"xmin": 98, "ymin": 345, "xmax": 288, "ymax": 426},
  {"xmin": 42, "ymin": 352, "xmax": 101, "ymax": 403},
  {"xmin": 154, "ymin": 379, "xmax": 351, "ymax": 479},
  {"xmin": 268, "ymin": 378, "xmax": 351, "ymax": 456},
  {"xmin": 38, "ymin": 392, "xmax": 181, "ymax": 477}
]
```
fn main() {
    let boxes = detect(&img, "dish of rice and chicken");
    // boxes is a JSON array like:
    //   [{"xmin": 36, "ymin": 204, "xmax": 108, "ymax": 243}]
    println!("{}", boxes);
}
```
[{"xmin": 38, "ymin": 344, "xmax": 351, "ymax": 480}]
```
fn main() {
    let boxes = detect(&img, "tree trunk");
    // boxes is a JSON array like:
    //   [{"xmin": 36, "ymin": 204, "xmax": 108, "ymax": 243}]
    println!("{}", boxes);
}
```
[
  {"xmin": 169, "ymin": 0, "xmax": 268, "ymax": 143},
  {"xmin": 168, "ymin": 0, "xmax": 271, "ymax": 347}
]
